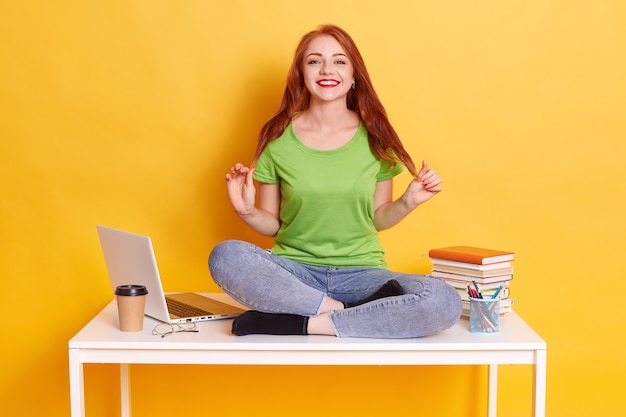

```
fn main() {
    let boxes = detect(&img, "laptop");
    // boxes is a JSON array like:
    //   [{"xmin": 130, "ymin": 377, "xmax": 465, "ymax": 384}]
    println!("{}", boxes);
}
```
[{"xmin": 96, "ymin": 225, "xmax": 246, "ymax": 324}]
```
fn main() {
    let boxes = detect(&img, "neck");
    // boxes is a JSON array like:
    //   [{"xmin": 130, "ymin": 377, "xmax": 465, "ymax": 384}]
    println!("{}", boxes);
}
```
[{"xmin": 302, "ymin": 99, "xmax": 357, "ymax": 128}]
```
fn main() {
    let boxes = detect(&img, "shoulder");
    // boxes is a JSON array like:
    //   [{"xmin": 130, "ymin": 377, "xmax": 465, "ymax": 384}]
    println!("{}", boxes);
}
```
[{"xmin": 266, "ymin": 122, "xmax": 295, "ymax": 148}]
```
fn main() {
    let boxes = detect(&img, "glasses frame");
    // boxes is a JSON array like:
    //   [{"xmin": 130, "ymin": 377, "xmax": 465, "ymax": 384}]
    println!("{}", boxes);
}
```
[{"xmin": 152, "ymin": 322, "xmax": 199, "ymax": 338}]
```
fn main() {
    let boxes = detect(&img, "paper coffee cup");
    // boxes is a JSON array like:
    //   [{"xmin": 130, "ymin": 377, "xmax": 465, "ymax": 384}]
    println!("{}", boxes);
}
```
[{"xmin": 115, "ymin": 285, "xmax": 148, "ymax": 332}]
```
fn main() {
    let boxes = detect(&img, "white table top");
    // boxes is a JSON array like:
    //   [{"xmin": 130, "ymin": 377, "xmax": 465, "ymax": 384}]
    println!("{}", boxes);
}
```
[{"xmin": 70, "ymin": 293, "xmax": 545, "ymax": 354}]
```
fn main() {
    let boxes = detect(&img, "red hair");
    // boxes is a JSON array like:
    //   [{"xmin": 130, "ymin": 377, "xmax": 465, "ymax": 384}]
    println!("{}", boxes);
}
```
[{"xmin": 253, "ymin": 24, "xmax": 418, "ymax": 178}]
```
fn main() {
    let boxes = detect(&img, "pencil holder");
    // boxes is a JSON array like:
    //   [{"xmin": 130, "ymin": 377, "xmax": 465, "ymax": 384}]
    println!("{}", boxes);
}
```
[{"xmin": 469, "ymin": 297, "xmax": 500, "ymax": 333}]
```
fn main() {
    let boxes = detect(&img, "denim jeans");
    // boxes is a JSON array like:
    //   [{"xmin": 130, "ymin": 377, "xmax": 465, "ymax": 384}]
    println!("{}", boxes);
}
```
[{"xmin": 208, "ymin": 240, "xmax": 462, "ymax": 338}]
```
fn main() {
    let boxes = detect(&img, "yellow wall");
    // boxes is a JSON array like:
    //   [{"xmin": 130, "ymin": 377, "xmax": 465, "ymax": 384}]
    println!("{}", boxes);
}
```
[{"xmin": 1, "ymin": 1, "xmax": 624, "ymax": 416}]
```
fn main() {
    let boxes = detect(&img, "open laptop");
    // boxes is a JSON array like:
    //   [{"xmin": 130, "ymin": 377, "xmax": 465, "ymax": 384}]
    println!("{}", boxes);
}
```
[{"xmin": 97, "ymin": 225, "xmax": 246, "ymax": 324}]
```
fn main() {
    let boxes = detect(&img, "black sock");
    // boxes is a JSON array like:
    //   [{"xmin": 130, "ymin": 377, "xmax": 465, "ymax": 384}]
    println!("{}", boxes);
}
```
[
  {"xmin": 343, "ymin": 279, "xmax": 404, "ymax": 308},
  {"xmin": 232, "ymin": 311, "xmax": 309, "ymax": 336}
]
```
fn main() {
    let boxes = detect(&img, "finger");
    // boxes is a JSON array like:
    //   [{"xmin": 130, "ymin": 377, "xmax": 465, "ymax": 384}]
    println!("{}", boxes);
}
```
[
  {"xmin": 230, "ymin": 165, "xmax": 250, "ymax": 177},
  {"xmin": 231, "ymin": 163, "xmax": 247, "ymax": 173},
  {"xmin": 245, "ymin": 168, "xmax": 255, "ymax": 186},
  {"xmin": 424, "ymin": 184, "xmax": 443, "ymax": 193},
  {"xmin": 422, "ymin": 171, "xmax": 441, "ymax": 184},
  {"xmin": 227, "ymin": 168, "xmax": 241, "ymax": 179},
  {"xmin": 417, "ymin": 160, "xmax": 428, "ymax": 180}
]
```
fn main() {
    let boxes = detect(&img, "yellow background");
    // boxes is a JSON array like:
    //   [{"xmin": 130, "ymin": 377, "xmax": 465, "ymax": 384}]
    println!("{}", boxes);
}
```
[{"xmin": 1, "ymin": 1, "xmax": 625, "ymax": 416}]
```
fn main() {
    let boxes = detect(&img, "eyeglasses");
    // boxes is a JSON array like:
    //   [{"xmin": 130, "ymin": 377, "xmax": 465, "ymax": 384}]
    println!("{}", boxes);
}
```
[{"xmin": 152, "ymin": 322, "xmax": 199, "ymax": 338}]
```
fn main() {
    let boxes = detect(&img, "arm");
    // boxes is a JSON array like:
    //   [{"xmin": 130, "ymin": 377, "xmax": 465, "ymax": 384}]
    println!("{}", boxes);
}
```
[
  {"xmin": 373, "ymin": 161, "xmax": 443, "ymax": 231},
  {"xmin": 225, "ymin": 163, "xmax": 281, "ymax": 236}
]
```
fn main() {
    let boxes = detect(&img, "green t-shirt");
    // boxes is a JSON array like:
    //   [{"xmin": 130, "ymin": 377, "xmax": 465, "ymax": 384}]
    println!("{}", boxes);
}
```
[{"xmin": 254, "ymin": 122, "xmax": 403, "ymax": 268}]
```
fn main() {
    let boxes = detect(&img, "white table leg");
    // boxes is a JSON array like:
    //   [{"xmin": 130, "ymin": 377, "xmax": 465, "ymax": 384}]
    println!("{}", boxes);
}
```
[
  {"xmin": 488, "ymin": 364, "xmax": 498, "ymax": 417},
  {"xmin": 120, "ymin": 364, "xmax": 132, "ymax": 417},
  {"xmin": 69, "ymin": 349, "xmax": 85, "ymax": 417},
  {"xmin": 533, "ymin": 350, "xmax": 547, "ymax": 417}
]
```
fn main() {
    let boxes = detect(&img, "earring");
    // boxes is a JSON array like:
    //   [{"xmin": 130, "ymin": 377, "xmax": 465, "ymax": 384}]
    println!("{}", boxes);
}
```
[{"xmin": 351, "ymin": 80, "xmax": 356, "ymax": 89}]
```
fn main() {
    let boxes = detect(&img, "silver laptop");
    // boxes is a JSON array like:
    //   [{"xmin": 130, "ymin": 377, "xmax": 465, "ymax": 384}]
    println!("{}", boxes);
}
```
[{"xmin": 97, "ymin": 225, "xmax": 246, "ymax": 324}]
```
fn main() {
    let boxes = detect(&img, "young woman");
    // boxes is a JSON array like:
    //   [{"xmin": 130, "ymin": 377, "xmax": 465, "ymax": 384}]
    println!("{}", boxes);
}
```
[{"xmin": 209, "ymin": 24, "xmax": 461, "ymax": 338}]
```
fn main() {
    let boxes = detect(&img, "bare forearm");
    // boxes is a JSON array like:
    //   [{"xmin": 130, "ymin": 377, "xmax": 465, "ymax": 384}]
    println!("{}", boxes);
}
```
[
  {"xmin": 373, "ymin": 193, "xmax": 417, "ymax": 231},
  {"xmin": 236, "ymin": 208, "xmax": 281, "ymax": 236}
]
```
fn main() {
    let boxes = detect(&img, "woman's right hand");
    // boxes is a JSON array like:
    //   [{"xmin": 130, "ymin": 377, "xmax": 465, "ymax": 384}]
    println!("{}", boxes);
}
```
[{"xmin": 225, "ymin": 163, "xmax": 256, "ymax": 215}]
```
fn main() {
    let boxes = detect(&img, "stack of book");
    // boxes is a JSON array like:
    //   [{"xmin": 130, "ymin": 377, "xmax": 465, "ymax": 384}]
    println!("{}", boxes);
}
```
[{"xmin": 428, "ymin": 245, "xmax": 515, "ymax": 317}]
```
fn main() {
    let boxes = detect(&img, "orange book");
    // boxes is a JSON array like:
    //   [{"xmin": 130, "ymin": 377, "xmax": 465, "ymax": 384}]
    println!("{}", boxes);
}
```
[{"xmin": 429, "ymin": 245, "xmax": 514, "ymax": 265}]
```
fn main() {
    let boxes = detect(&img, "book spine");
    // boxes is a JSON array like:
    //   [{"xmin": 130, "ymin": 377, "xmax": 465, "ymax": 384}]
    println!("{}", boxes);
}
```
[
  {"xmin": 432, "ymin": 271, "xmax": 513, "ymax": 283},
  {"xmin": 429, "ymin": 250, "xmax": 487, "ymax": 264},
  {"xmin": 428, "ymin": 247, "xmax": 514, "ymax": 265},
  {"xmin": 430, "ymin": 258, "xmax": 512, "ymax": 271},
  {"xmin": 443, "ymin": 279, "xmax": 509, "ymax": 291},
  {"xmin": 432, "ymin": 265, "xmax": 514, "ymax": 277}
]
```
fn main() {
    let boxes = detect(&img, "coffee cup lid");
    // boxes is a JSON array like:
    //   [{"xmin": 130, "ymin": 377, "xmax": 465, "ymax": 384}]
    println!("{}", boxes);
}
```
[{"xmin": 115, "ymin": 285, "xmax": 148, "ymax": 296}]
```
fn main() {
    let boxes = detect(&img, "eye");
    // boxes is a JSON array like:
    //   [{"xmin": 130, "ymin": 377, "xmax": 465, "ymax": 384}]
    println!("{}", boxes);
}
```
[
  {"xmin": 307, "ymin": 59, "xmax": 320, "ymax": 65},
  {"xmin": 335, "ymin": 59, "xmax": 347, "ymax": 65}
]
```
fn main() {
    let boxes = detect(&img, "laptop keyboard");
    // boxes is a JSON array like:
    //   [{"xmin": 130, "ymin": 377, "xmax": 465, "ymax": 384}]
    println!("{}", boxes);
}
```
[{"xmin": 165, "ymin": 297, "xmax": 212, "ymax": 318}]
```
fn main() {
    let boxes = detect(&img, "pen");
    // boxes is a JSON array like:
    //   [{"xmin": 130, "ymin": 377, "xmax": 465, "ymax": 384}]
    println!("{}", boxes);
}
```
[
  {"xmin": 467, "ymin": 285, "xmax": 478, "ymax": 299},
  {"xmin": 466, "ymin": 285, "xmax": 475, "ymax": 298},
  {"xmin": 478, "ymin": 306, "xmax": 496, "ymax": 331},
  {"xmin": 472, "ymin": 280, "xmax": 483, "ymax": 298},
  {"xmin": 491, "ymin": 285, "xmax": 504, "ymax": 299}
]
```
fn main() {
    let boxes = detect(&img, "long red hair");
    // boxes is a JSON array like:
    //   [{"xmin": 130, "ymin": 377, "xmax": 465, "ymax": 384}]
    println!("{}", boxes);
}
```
[{"xmin": 253, "ymin": 24, "xmax": 418, "ymax": 179}]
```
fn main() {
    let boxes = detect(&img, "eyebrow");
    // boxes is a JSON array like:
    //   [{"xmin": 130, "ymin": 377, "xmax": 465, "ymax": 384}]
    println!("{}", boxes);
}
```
[{"xmin": 306, "ymin": 52, "xmax": 348, "ymax": 58}]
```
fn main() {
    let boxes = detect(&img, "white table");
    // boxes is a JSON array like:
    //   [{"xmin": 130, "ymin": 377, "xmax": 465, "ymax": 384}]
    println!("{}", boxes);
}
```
[{"xmin": 69, "ymin": 293, "xmax": 546, "ymax": 417}]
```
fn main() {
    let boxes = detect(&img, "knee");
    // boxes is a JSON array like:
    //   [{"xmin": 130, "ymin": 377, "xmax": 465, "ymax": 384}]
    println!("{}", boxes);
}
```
[
  {"xmin": 208, "ymin": 240, "xmax": 245, "ymax": 286},
  {"xmin": 209, "ymin": 239, "xmax": 248, "ymax": 264},
  {"xmin": 434, "ymin": 280, "xmax": 463, "ymax": 328},
  {"xmin": 208, "ymin": 240, "xmax": 229, "ymax": 271}
]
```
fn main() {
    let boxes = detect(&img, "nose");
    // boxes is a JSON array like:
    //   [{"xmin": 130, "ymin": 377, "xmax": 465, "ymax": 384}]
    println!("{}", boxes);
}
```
[{"xmin": 320, "ymin": 62, "xmax": 333, "ymax": 75}]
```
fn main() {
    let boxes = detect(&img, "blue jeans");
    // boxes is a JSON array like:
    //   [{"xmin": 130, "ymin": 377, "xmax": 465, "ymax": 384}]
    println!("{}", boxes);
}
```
[{"xmin": 208, "ymin": 240, "xmax": 461, "ymax": 338}]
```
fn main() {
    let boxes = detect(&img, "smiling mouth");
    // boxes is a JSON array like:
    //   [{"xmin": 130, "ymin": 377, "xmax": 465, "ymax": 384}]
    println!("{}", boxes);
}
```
[{"xmin": 317, "ymin": 80, "xmax": 340, "ymax": 87}]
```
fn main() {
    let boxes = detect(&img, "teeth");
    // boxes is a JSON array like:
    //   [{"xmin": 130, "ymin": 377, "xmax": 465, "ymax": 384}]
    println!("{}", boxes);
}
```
[{"xmin": 318, "ymin": 80, "xmax": 339, "ymax": 86}]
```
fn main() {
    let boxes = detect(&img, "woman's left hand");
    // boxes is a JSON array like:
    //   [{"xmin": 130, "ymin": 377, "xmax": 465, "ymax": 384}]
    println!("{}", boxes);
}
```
[{"xmin": 404, "ymin": 160, "xmax": 443, "ymax": 207}]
